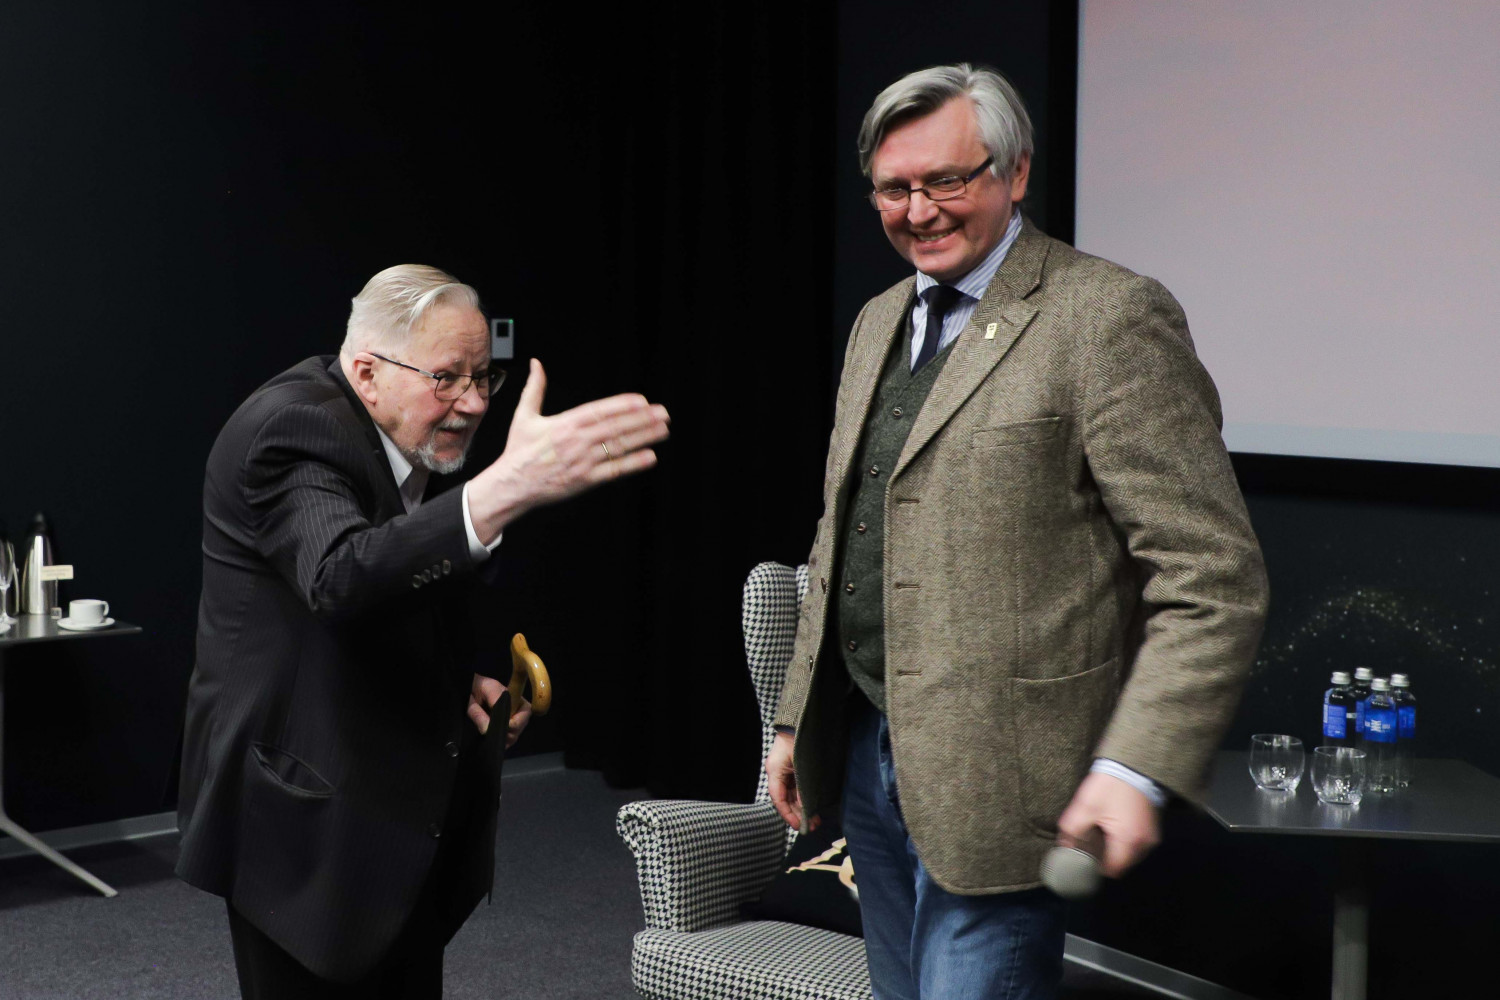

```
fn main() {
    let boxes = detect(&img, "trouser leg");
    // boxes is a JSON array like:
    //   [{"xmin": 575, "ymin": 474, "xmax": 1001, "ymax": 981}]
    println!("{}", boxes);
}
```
[
  {"xmin": 840, "ymin": 696, "xmax": 1068, "ymax": 1000},
  {"xmin": 227, "ymin": 902, "xmax": 443, "ymax": 1000}
]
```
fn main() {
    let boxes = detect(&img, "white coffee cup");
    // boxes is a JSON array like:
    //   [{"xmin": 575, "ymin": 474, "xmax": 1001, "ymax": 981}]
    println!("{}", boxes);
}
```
[{"xmin": 69, "ymin": 599, "xmax": 109, "ymax": 624}]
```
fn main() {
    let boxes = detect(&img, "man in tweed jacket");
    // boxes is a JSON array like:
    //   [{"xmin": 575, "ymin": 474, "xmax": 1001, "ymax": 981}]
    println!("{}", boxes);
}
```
[
  {"xmin": 764, "ymin": 65, "xmax": 1268, "ymax": 999},
  {"xmin": 177, "ymin": 265, "xmax": 669, "ymax": 997}
]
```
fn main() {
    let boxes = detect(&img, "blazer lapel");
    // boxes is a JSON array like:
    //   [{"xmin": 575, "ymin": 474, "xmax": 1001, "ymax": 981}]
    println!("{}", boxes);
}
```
[
  {"xmin": 827, "ymin": 277, "xmax": 916, "ymax": 504},
  {"xmin": 327, "ymin": 358, "xmax": 407, "ymax": 523},
  {"xmin": 893, "ymin": 220, "xmax": 1050, "ymax": 479}
]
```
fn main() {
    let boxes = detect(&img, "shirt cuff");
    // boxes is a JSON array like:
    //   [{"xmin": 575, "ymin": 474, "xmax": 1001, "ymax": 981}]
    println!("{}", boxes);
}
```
[
  {"xmin": 1090, "ymin": 758, "xmax": 1168, "ymax": 808},
  {"xmin": 462, "ymin": 482, "xmax": 503, "ymax": 562},
  {"xmin": 773, "ymin": 725, "xmax": 796, "ymax": 736}
]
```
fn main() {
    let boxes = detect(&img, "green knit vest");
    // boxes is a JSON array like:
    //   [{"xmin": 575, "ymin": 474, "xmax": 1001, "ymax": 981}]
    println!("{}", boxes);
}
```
[{"xmin": 835, "ymin": 319, "xmax": 954, "ymax": 713}]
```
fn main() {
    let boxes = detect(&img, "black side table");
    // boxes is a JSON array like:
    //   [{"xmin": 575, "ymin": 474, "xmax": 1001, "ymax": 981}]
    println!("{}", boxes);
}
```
[
  {"xmin": 1204, "ymin": 750, "xmax": 1500, "ymax": 1000},
  {"xmin": 0, "ymin": 614, "xmax": 143, "ymax": 897}
]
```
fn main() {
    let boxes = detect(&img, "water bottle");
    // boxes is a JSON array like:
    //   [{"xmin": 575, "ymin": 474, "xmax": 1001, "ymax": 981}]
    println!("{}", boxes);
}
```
[
  {"xmin": 1322, "ymin": 671, "xmax": 1356, "ymax": 747},
  {"xmin": 1362, "ymin": 678, "xmax": 1399, "ymax": 794},
  {"xmin": 1390, "ymin": 673, "xmax": 1417, "ymax": 789},
  {"xmin": 1352, "ymin": 667, "xmax": 1374, "ymax": 737}
]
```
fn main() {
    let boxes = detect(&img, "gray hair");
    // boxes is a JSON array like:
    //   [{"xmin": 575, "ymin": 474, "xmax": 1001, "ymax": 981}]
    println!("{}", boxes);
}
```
[
  {"xmin": 857, "ymin": 63, "xmax": 1034, "ymax": 180},
  {"xmin": 342, "ymin": 264, "xmax": 482, "ymax": 356}
]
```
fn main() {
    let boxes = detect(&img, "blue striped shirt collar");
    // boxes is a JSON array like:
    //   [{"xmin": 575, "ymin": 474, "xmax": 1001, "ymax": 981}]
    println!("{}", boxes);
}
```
[{"xmin": 913, "ymin": 210, "xmax": 1023, "ymax": 304}]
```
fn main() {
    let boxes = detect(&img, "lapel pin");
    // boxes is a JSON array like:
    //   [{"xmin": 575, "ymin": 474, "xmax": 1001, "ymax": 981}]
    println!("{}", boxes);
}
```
[{"xmin": 985, "ymin": 322, "xmax": 998, "ymax": 340}]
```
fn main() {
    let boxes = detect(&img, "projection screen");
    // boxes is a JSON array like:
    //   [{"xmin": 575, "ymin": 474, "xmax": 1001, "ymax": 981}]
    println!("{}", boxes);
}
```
[{"xmin": 1076, "ymin": 1, "xmax": 1500, "ymax": 468}]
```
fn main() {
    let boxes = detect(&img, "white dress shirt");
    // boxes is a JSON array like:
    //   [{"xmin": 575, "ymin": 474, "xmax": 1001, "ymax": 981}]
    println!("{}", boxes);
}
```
[{"xmin": 373, "ymin": 426, "xmax": 501, "ymax": 561}]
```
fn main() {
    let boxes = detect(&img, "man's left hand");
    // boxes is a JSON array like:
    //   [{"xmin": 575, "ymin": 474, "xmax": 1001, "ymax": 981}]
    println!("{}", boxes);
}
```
[
  {"xmin": 1055, "ymin": 771, "xmax": 1160, "ymax": 878},
  {"xmin": 468, "ymin": 673, "xmax": 532, "ymax": 749}
]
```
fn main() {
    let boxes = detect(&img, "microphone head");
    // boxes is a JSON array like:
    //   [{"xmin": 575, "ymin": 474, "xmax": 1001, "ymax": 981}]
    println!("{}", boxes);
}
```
[{"xmin": 1040, "ymin": 845, "xmax": 1101, "ymax": 899}]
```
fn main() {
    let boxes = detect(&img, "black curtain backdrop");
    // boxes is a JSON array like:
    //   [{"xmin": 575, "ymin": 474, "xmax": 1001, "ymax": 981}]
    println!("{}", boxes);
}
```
[
  {"xmin": 0, "ymin": 1, "xmax": 834, "ymax": 830},
  {"xmin": 580, "ymin": 6, "xmax": 837, "ymax": 796}
]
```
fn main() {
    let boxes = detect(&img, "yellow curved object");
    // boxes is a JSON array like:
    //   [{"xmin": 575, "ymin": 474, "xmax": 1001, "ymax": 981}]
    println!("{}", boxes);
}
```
[{"xmin": 507, "ymin": 633, "xmax": 552, "ymax": 721}]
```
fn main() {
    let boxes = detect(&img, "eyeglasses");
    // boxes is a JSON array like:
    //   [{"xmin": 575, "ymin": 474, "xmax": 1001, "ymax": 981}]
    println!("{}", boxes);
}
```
[
  {"xmin": 868, "ymin": 156, "xmax": 995, "ymax": 212},
  {"xmin": 369, "ymin": 353, "xmax": 506, "ymax": 400}
]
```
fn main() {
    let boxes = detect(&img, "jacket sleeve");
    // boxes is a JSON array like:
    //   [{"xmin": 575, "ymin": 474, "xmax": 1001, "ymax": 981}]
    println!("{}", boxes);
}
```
[
  {"xmin": 1082, "ymin": 275, "xmax": 1270, "ymax": 801},
  {"xmin": 242, "ymin": 401, "xmax": 478, "ymax": 621}
]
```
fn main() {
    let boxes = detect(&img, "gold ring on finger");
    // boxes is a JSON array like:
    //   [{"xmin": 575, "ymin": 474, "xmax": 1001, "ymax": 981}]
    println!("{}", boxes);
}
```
[{"xmin": 601, "ymin": 442, "xmax": 613, "ymax": 461}]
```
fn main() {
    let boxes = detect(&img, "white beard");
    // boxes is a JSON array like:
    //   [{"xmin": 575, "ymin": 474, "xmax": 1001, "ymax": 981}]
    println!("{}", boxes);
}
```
[{"xmin": 407, "ymin": 417, "xmax": 473, "ymax": 475}]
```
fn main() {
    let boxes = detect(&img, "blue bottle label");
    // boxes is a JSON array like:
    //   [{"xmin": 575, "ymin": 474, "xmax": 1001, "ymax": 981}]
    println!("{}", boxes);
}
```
[
  {"xmin": 1365, "ymin": 712, "xmax": 1398, "ymax": 743},
  {"xmin": 1323, "ymin": 702, "xmax": 1347, "ymax": 739},
  {"xmin": 1399, "ymin": 706, "xmax": 1416, "ymax": 739},
  {"xmin": 1356, "ymin": 697, "xmax": 1368, "ymax": 732}
]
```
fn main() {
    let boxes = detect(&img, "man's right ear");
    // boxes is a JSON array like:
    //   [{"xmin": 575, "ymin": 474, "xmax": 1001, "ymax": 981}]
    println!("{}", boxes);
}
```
[{"xmin": 346, "ymin": 352, "xmax": 380, "ymax": 406}]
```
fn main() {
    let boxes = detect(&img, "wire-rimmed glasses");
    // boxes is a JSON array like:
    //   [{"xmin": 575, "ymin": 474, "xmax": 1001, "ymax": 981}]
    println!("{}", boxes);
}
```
[
  {"xmin": 868, "ymin": 156, "xmax": 995, "ymax": 212},
  {"xmin": 369, "ymin": 353, "xmax": 507, "ymax": 401}
]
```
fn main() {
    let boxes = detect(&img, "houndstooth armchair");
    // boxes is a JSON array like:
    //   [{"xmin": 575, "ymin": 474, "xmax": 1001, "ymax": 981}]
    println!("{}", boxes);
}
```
[{"xmin": 616, "ymin": 562, "xmax": 872, "ymax": 1000}]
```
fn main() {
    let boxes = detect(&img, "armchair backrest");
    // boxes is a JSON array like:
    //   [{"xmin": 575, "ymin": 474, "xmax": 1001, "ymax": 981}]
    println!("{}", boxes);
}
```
[{"xmin": 742, "ymin": 561, "xmax": 809, "ymax": 804}]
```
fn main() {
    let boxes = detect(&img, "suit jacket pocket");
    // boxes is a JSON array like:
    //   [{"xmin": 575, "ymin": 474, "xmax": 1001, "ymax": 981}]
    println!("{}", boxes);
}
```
[
  {"xmin": 1011, "ymin": 657, "xmax": 1121, "ymax": 835},
  {"xmin": 970, "ymin": 416, "xmax": 1062, "ymax": 450},
  {"xmin": 239, "ymin": 743, "xmax": 337, "ymax": 922},
  {"xmin": 251, "ymin": 742, "xmax": 335, "ymax": 798}
]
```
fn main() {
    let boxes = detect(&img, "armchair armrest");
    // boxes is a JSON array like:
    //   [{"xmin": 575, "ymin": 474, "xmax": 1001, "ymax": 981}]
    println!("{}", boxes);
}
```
[{"xmin": 616, "ymin": 798, "xmax": 790, "ymax": 933}]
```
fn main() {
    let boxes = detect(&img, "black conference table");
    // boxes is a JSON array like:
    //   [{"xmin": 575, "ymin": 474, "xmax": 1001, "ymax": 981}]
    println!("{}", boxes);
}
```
[
  {"xmin": 0, "ymin": 613, "xmax": 142, "ymax": 897},
  {"xmin": 1203, "ymin": 750, "xmax": 1500, "ymax": 1000}
]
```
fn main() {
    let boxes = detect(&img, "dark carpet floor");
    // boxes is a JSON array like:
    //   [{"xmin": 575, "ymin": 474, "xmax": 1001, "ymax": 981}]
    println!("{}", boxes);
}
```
[{"xmin": 0, "ymin": 765, "xmax": 1155, "ymax": 999}]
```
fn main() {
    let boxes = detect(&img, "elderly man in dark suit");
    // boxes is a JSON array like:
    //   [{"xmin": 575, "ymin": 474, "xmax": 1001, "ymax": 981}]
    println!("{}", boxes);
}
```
[
  {"xmin": 176, "ymin": 264, "xmax": 670, "ymax": 998},
  {"xmin": 765, "ymin": 65, "xmax": 1269, "ymax": 999}
]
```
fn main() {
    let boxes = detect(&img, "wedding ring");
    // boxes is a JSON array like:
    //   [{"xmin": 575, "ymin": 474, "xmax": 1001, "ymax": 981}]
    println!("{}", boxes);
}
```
[{"xmin": 600, "ymin": 442, "xmax": 613, "ymax": 461}]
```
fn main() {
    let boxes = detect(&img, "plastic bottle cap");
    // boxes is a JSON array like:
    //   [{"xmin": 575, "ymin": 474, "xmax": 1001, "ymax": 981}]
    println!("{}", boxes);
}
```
[
  {"xmin": 1354, "ymin": 667, "xmax": 1374, "ymax": 680},
  {"xmin": 1391, "ymin": 674, "xmax": 1410, "ymax": 687},
  {"xmin": 1331, "ymin": 671, "xmax": 1351, "ymax": 684},
  {"xmin": 1371, "ymin": 678, "xmax": 1390, "ymax": 691}
]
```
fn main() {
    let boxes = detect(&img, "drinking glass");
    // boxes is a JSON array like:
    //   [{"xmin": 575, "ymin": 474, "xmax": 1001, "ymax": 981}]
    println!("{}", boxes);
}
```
[
  {"xmin": 1248, "ymin": 734, "xmax": 1305, "ymax": 791},
  {"xmin": 0, "ymin": 540, "xmax": 15, "ymax": 625},
  {"xmin": 1313, "ymin": 746, "xmax": 1367, "ymax": 805}
]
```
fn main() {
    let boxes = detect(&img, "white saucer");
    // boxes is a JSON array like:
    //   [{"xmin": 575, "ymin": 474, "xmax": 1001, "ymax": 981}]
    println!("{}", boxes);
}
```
[{"xmin": 57, "ymin": 617, "xmax": 115, "ymax": 631}]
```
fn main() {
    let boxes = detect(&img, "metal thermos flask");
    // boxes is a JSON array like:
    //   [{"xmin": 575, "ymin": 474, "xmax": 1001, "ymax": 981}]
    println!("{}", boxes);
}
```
[{"xmin": 19, "ymin": 512, "xmax": 57, "ymax": 615}]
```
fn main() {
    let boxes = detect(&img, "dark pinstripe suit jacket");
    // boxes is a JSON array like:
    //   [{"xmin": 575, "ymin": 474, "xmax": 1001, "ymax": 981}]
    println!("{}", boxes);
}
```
[{"xmin": 176, "ymin": 356, "xmax": 499, "ymax": 981}]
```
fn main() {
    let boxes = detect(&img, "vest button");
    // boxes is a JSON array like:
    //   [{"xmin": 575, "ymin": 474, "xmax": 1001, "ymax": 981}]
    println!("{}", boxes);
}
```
[
  {"xmin": 845, "ymin": 582, "xmax": 855, "ymax": 594},
  {"xmin": 847, "ymin": 639, "xmax": 858, "ymax": 651},
  {"xmin": 868, "ymin": 466, "xmax": 880, "ymax": 477},
  {"xmin": 445, "ymin": 741, "xmax": 460, "ymax": 758},
  {"xmin": 856, "ymin": 522, "xmax": 868, "ymax": 534},
  {"xmin": 427, "ymin": 823, "xmax": 442, "ymax": 839},
  {"xmin": 892, "ymin": 406, "xmax": 903, "ymax": 417}
]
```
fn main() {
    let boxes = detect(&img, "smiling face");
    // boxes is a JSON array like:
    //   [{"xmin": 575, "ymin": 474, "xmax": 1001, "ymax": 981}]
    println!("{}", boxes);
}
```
[
  {"xmin": 361, "ymin": 302, "xmax": 491, "ymax": 473},
  {"xmin": 869, "ymin": 96, "xmax": 1029, "ymax": 283}
]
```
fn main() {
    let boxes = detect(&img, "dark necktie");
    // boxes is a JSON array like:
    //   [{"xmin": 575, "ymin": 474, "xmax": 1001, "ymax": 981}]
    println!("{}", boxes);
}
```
[{"xmin": 913, "ymin": 284, "xmax": 963, "ymax": 372}]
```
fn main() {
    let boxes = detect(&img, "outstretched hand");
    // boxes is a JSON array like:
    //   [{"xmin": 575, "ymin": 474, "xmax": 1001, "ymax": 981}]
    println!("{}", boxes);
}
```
[{"xmin": 467, "ymin": 359, "xmax": 670, "ymax": 539}]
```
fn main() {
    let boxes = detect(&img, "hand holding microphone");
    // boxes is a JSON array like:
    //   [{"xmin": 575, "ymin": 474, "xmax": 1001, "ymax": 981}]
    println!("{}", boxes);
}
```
[{"xmin": 1042, "ymin": 771, "xmax": 1164, "ymax": 898}]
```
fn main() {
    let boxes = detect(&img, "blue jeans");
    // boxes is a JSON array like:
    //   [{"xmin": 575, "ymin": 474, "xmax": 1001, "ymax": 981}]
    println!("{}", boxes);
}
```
[{"xmin": 841, "ymin": 697, "xmax": 1066, "ymax": 1000}]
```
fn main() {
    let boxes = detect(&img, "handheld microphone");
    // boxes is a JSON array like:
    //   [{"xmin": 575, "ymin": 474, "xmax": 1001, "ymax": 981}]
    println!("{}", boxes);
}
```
[{"xmin": 1039, "ymin": 827, "xmax": 1104, "ymax": 899}]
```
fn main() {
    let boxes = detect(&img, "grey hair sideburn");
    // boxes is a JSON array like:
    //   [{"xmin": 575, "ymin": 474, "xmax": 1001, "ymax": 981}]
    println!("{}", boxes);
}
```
[
  {"xmin": 342, "ymin": 264, "xmax": 482, "ymax": 356},
  {"xmin": 857, "ymin": 63, "xmax": 1034, "ymax": 180}
]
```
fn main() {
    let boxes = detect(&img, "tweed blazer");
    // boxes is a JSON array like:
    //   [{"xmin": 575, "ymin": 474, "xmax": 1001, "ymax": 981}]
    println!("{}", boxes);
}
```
[{"xmin": 774, "ymin": 220, "xmax": 1269, "ymax": 894}]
